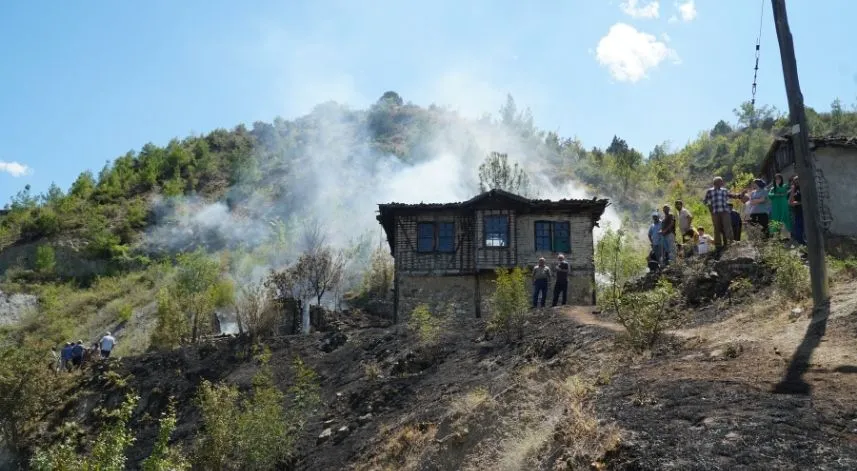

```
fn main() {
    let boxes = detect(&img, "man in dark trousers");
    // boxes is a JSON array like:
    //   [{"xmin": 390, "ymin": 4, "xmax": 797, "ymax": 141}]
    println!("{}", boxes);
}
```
[
  {"xmin": 532, "ymin": 257, "xmax": 551, "ymax": 308},
  {"xmin": 728, "ymin": 203, "xmax": 743, "ymax": 241},
  {"xmin": 552, "ymin": 254, "xmax": 570, "ymax": 307}
]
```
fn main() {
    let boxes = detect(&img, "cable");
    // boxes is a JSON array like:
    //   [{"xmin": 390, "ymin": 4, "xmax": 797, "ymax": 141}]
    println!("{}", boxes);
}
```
[{"xmin": 751, "ymin": 0, "xmax": 765, "ymax": 107}]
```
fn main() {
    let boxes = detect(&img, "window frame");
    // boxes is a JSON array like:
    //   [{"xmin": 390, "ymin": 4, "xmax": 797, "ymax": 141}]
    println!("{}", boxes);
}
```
[
  {"xmin": 416, "ymin": 221, "xmax": 456, "ymax": 253},
  {"xmin": 533, "ymin": 220, "xmax": 571, "ymax": 253},
  {"xmin": 436, "ymin": 222, "xmax": 456, "ymax": 253},
  {"xmin": 416, "ymin": 222, "xmax": 436, "ymax": 253},
  {"xmin": 483, "ymin": 215, "xmax": 510, "ymax": 248}
]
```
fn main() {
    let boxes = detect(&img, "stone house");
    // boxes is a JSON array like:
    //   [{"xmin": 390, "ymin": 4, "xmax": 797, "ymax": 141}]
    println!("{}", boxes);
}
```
[
  {"xmin": 376, "ymin": 189, "xmax": 609, "ymax": 321},
  {"xmin": 760, "ymin": 135, "xmax": 857, "ymax": 245}
]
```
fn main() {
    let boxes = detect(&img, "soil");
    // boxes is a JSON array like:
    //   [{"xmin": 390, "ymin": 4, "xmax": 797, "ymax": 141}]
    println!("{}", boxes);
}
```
[{"xmin": 27, "ymin": 245, "xmax": 857, "ymax": 470}]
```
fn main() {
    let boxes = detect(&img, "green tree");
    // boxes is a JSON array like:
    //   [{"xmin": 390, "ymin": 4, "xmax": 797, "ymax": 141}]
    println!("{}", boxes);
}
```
[
  {"xmin": 151, "ymin": 250, "xmax": 233, "ymax": 347},
  {"xmin": 35, "ymin": 244, "xmax": 56, "ymax": 275},
  {"xmin": 477, "ymin": 152, "xmax": 533, "ymax": 197},
  {"xmin": 488, "ymin": 267, "xmax": 530, "ymax": 342}
]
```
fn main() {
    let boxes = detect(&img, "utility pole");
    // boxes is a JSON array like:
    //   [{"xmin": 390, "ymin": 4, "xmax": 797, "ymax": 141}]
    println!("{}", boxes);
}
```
[{"xmin": 770, "ymin": 0, "xmax": 830, "ymax": 323}]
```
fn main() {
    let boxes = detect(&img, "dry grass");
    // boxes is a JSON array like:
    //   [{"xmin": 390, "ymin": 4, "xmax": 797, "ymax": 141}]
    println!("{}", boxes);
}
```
[
  {"xmin": 449, "ymin": 387, "xmax": 493, "ymax": 418},
  {"xmin": 358, "ymin": 422, "xmax": 438, "ymax": 471}
]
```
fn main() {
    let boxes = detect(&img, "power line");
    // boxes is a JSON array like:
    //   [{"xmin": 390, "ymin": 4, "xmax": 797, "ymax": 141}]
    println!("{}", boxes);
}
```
[{"xmin": 751, "ymin": 0, "xmax": 765, "ymax": 107}]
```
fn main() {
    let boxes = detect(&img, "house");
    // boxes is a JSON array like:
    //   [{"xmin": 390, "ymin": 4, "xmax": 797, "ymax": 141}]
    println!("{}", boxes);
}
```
[
  {"xmin": 376, "ymin": 189, "xmax": 609, "ymax": 321},
  {"xmin": 759, "ymin": 135, "xmax": 857, "ymax": 244}
]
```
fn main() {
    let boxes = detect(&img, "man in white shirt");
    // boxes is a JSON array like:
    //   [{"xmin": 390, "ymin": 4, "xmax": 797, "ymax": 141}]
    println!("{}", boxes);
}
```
[
  {"xmin": 99, "ymin": 331, "xmax": 117, "ymax": 359},
  {"xmin": 675, "ymin": 200, "xmax": 694, "ymax": 243}
]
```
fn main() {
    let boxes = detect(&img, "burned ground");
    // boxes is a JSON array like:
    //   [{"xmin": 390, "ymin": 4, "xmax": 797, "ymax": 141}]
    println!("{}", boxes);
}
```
[{"xmin": 27, "ymin": 245, "xmax": 857, "ymax": 470}]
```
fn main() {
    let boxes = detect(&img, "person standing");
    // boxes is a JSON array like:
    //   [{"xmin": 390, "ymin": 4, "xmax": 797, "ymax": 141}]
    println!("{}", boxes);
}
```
[
  {"xmin": 675, "ymin": 200, "xmax": 694, "ymax": 244},
  {"xmin": 660, "ymin": 205, "xmax": 676, "ymax": 266},
  {"xmin": 748, "ymin": 179, "xmax": 771, "ymax": 238},
  {"xmin": 532, "ymin": 258, "xmax": 551, "ymax": 308},
  {"xmin": 99, "ymin": 331, "xmax": 117, "ymax": 359},
  {"xmin": 789, "ymin": 176, "xmax": 806, "ymax": 245},
  {"xmin": 769, "ymin": 173, "xmax": 791, "ymax": 238},
  {"xmin": 60, "ymin": 342, "xmax": 73, "ymax": 372},
  {"xmin": 552, "ymin": 254, "xmax": 569, "ymax": 307},
  {"xmin": 70, "ymin": 341, "xmax": 85, "ymax": 370},
  {"xmin": 648, "ymin": 211, "xmax": 663, "ymax": 266},
  {"xmin": 728, "ymin": 203, "xmax": 743, "ymax": 241},
  {"xmin": 703, "ymin": 177, "xmax": 739, "ymax": 248}
]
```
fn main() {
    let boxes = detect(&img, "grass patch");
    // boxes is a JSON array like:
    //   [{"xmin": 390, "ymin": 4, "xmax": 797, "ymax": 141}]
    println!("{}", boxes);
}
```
[{"xmin": 358, "ymin": 422, "xmax": 438, "ymax": 471}]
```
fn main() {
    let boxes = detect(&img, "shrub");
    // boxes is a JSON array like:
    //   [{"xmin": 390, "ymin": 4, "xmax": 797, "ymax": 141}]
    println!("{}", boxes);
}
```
[
  {"xmin": 35, "ymin": 244, "xmax": 56, "ymax": 275},
  {"xmin": 488, "ymin": 267, "xmax": 530, "ymax": 342},
  {"xmin": 194, "ymin": 354, "xmax": 320, "ymax": 470},
  {"xmin": 616, "ymin": 279, "xmax": 678, "ymax": 351},
  {"xmin": 407, "ymin": 304, "xmax": 444, "ymax": 345},
  {"xmin": 762, "ymin": 243, "xmax": 810, "ymax": 300},
  {"xmin": 141, "ymin": 400, "xmax": 190, "ymax": 471},
  {"xmin": 30, "ymin": 394, "xmax": 139, "ymax": 471}
]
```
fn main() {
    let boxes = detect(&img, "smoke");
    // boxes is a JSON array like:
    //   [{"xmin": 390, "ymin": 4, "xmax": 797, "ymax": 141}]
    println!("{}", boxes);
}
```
[{"xmin": 142, "ymin": 97, "xmax": 621, "ymax": 290}]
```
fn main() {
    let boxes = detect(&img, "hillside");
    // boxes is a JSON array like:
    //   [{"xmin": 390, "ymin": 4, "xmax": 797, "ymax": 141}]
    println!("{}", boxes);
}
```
[
  {"xmin": 3, "ymin": 94, "xmax": 857, "ymax": 469},
  {"xmin": 11, "ymin": 243, "xmax": 857, "ymax": 470}
]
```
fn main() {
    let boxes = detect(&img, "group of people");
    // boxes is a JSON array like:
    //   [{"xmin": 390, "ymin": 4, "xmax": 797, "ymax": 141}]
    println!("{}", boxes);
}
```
[
  {"xmin": 703, "ymin": 174, "xmax": 805, "ymax": 247},
  {"xmin": 647, "ymin": 174, "xmax": 806, "ymax": 271},
  {"xmin": 51, "ymin": 332, "xmax": 117, "ymax": 373},
  {"xmin": 531, "ymin": 254, "xmax": 570, "ymax": 308}
]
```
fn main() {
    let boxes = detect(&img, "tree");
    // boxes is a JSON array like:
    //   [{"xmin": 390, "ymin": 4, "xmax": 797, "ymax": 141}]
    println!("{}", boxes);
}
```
[
  {"xmin": 710, "ymin": 120, "xmax": 734, "ymax": 137},
  {"xmin": 477, "ymin": 151, "xmax": 533, "ymax": 197},
  {"xmin": 234, "ymin": 280, "xmax": 277, "ymax": 338},
  {"xmin": 292, "ymin": 246, "xmax": 345, "ymax": 305},
  {"xmin": 378, "ymin": 91, "xmax": 403, "ymax": 107},
  {"xmin": 35, "ymin": 244, "xmax": 56, "ymax": 275},
  {"xmin": 151, "ymin": 250, "xmax": 233, "ymax": 347}
]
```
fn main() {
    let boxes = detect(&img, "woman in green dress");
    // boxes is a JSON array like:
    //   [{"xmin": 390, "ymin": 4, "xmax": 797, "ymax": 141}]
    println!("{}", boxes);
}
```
[{"xmin": 768, "ymin": 173, "xmax": 791, "ymax": 236}]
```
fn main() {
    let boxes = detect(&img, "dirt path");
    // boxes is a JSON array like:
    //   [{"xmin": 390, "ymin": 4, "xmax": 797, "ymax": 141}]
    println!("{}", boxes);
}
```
[
  {"xmin": 558, "ymin": 305, "xmax": 695, "ymax": 338},
  {"xmin": 557, "ymin": 306, "xmax": 625, "ymax": 332}
]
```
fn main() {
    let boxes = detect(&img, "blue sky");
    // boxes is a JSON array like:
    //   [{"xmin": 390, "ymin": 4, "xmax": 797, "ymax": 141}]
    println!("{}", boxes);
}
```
[{"xmin": 1, "ymin": 0, "xmax": 855, "ymax": 203}]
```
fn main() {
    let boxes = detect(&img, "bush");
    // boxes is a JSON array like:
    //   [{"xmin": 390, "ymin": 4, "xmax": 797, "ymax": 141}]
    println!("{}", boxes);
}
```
[
  {"xmin": 615, "ymin": 279, "xmax": 678, "ymax": 351},
  {"xmin": 488, "ymin": 267, "xmax": 530, "ymax": 342},
  {"xmin": 194, "ymin": 352, "xmax": 320, "ymax": 470},
  {"xmin": 762, "ymin": 243, "xmax": 810, "ymax": 300},
  {"xmin": 141, "ymin": 400, "xmax": 190, "ymax": 471},
  {"xmin": 30, "ymin": 394, "xmax": 139, "ymax": 471},
  {"xmin": 35, "ymin": 244, "xmax": 56, "ymax": 275},
  {"xmin": 407, "ymin": 304, "xmax": 444, "ymax": 345}
]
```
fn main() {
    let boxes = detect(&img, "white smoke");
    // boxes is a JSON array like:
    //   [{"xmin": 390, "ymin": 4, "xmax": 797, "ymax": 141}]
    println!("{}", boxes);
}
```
[{"xmin": 141, "ymin": 96, "xmax": 621, "ymax": 290}]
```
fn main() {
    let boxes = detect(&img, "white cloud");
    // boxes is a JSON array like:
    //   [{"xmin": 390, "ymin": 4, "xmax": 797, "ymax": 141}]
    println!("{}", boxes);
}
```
[
  {"xmin": 595, "ymin": 23, "xmax": 679, "ymax": 83},
  {"xmin": 0, "ymin": 160, "xmax": 32, "ymax": 177},
  {"xmin": 677, "ymin": 0, "xmax": 697, "ymax": 22},
  {"xmin": 620, "ymin": 0, "xmax": 660, "ymax": 19}
]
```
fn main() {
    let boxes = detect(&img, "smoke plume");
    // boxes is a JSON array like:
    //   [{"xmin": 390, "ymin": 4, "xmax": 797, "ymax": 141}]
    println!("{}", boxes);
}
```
[{"xmin": 142, "ymin": 97, "xmax": 621, "ymax": 290}]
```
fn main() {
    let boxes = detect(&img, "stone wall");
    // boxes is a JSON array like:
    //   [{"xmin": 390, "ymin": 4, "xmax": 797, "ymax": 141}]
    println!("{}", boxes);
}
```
[
  {"xmin": 396, "ymin": 273, "xmax": 478, "ymax": 321},
  {"xmin": 396, "ymin": 268, "xmax": 594, "ymax": 322},
  {"xmin": 816, "ymin": 147, "xmax": 857, "ymax": 238}
]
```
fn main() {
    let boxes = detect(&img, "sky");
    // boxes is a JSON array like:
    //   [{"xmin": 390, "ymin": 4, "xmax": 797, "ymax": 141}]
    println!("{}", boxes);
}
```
[{"xmin": 1, "ymin": 0, "xmax": 856, "ymax": 203}]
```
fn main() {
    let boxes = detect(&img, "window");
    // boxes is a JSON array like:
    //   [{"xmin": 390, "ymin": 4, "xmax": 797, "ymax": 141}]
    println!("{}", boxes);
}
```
[
  {"xmin": 484, "ymin": 215, "xmax": 509, "ymax": 247},
  {"xmin": 534, "ymin": 221, "xmax": 571, "ymax": 252},
  {"xmin": 417, "ymin": 223, "xmax": 434, "ymax": 252},
  {"xmin": 437, "ymin": 222, "xmax": 455, "ymax": 252},
  {"xmin": 416, "ymin": 221, "xmax": 455, "ymax": 252},
  {"xmin": 535, "ymin": 222, "xmax": 552, "ymax": 251}
]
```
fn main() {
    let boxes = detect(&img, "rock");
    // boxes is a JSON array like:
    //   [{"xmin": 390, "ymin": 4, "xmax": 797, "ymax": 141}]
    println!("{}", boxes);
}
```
[
  {"xmin": 789, "ymin": 308, "xmax": 804, "ymax": 320},
  {"xmin": 333, "ymin": 425, "xmax": 350, "ymax": 444},
  {"xmin": 319, "ymin": 331, "xmax": 348, "ymax": 353},
  {"xmin": 358, "ymin": 413, "xmax": 373, "ymax": 425},
  {"xmin": 317, "ymin": 428, "xmax": 333, "ymax": 444}
]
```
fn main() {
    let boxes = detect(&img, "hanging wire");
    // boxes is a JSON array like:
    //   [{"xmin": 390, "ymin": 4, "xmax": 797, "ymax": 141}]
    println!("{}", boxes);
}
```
[{"xmin": 750, "ymin": 0, "xmax": 765, "ymax": 107}]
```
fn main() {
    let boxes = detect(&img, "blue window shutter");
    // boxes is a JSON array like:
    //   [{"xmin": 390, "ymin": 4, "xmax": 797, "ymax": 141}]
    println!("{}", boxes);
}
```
[
  {"xmin": 417, "ymin": 223, "xmax": 434, "ymax": 252},
  {"xmin": 534, "ymin": 221, "xmax": 551, "ymax": 250},
  {"xmin": 437, "ymin": 222, "xmax": 455, "ymax": 252},
  {"xmin": 552, "ymin": 222, "xmax": 570, "ymax": 253}
]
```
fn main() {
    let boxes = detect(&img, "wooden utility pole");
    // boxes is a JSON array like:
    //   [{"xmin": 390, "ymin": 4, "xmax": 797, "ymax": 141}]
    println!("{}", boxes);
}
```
[{"xmin": 771, "ymin": 0, "xmax": 830, "ymax": 321}]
